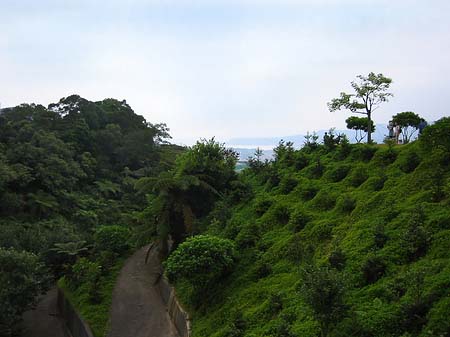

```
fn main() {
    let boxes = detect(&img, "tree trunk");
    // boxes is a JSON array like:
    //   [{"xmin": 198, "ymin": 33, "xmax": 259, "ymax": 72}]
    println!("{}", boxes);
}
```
[{"xmin": 367, "ymin": 112, "xmax": 372, "ymax": 144}]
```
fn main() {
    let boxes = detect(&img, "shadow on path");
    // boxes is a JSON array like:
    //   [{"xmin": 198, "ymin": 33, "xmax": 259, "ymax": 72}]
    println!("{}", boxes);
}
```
[{"xmin": 20, "ymin": 287, "xmax": 66, "ymax": 337}]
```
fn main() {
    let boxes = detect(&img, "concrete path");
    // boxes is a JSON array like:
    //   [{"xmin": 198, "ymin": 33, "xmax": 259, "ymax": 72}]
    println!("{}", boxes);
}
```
[
  {"xmin": 106, "ymin": 245, "xmax": 179, "ymax": 337},
  {"xmin": 20, "ymin": 287, "xmax": 66, "ymax": 337}
]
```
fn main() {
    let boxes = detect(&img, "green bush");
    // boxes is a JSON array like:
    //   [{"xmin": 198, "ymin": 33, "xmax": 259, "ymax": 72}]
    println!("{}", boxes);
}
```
[
  {"xmin": 94, "ymin": 225, "xmax": 131, "ymax": 254},
  {"xmin": 350, "ymin": 144, "xmax": 378, "ymax": 161},
  {"xmin": 347, "ymin": 164, "xmax": 369, "ymax": 187},
  {"xmin": 254, "ymin": 197, "xmax": 273, "ymax": 217},
  {"xmin": 362, "ymin": 254, "xmax": 386, "ymax": 284},
  {"xmin": 70, "ymin": 257, "xmax": 102, "ymax": 303},
  {"xmin": 335, "ymin": 194, "xmax": 356, "ymax": 214},
  {"xmin": 362, "ymin": 175, "xmax": 387, "ymax": 191},
  {"xmin": 278, "ymin": 176, "xmax": 298, "ymax": 194},
  {"xmin": 325, "ymin": 164, "xmax": 350, "ymax": 182},
  {"xmin": 396, "ymin": 150, "xmax": 421, "ymax": 173},
  {"xmin": 0, "ymin": 248, "xmax": 49, "ymax": 335},
  {"xmin": 288, "ymin": 207, "xmax": 312, "ymax": 232},
  {"xmin": 311, "ymin": 190, "xmax": 336, "ymax": 210},
  {"xmin": 235, "ymin": 223, "xmax": 260, "ymax": 248},
  {"xmin": 164, "ymin": 235, "xmax": 236, "ymax": 296}
]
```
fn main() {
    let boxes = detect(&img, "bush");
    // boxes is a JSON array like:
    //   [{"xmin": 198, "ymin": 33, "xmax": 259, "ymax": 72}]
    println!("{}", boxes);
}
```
[
  {"xmin": 278, "ymin": 176, "xmax": 298, "ymax": 194},
  {"xmin": 363, "ymin": 175, "xmax": 387, "ymax": 191},
  {"xmin": 297, "ymin": 181, "xmax": 319, "ymax": 201},
  {"xmin": 329, "ymin": 248, "xmax": 346, "ymax": 270},
  {"xmin": 298, "ymin": 266, "xmax": 346, "ymax": 337},
  {"xmin": 396, "ymin": 150, "xmax": 421, "ymax": 173},
  {"xmin": 311, "ymin": 190, "xmax": 336, "ymax": 210},
  {"xmin": 335, "ymin": 194, "xmax": 356, "ymax": 214},
  {"xmin": 362, "ymin": 254, "xmax": 386, "ymax": 284},
  {"xmin": 164, "ymin": 235, "xmax": 236, "ymax": 294},
  {"xmin": 350, "ymin": 144, "xmax": 378, "ymax": 161},
  {"xmin": 70, "ymin": 257, "xmax": 102, "ymax": 303},
  {"xmin": 347, "ymin": 165, "xmax": 369, "ymax": 187},
  {"xmin": 325, "ymin": 164, "xmax": 351, "ymax": 182},
  {"xmin": 254, "ymin": 197, "xmax": 273, "ymax": 217},
  {"xmin": 420, "ymin": 116, "xmax": 450, "ymax": 153},
  {"xmin": 288, "ymin": 207, "xmax": 312, "ymax": 232},
  {"xmin": 235, "ymin": 223, "xmax": 260, "ymax": 248},
  {"xmin": 94, "ymin": 225, "xmax": 131, "ymax": 254},
  {"xmin": 0, "ymin": 248, "xmax": 49, "ymax": 335},
  {"xmin": 263, "ymin": 202, "xmax": 291, "ymax": 225}
]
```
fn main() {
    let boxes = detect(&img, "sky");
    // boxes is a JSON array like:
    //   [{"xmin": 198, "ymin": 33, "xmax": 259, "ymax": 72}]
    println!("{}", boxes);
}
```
[{"xmin": 1, "ymin": 0, "xmax": 449, "ymax": 145}]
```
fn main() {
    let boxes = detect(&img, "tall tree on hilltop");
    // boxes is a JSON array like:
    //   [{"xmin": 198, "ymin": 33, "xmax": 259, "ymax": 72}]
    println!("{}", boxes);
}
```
[{"xmin": 328, "ymin": 72, "xmax": 393, "ymax": 143}]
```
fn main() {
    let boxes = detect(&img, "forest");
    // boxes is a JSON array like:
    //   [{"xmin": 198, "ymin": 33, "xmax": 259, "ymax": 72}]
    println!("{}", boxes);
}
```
[{"xmin": 1, "ymin": 94, "xmax": 450, "ymax": 337}]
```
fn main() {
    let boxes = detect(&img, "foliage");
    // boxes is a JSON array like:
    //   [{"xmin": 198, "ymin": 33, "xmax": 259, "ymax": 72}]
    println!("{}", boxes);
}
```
[
  {"xmin": 0, "ymin": 248, "xmax": 50, "ymax": 336},
  {"xmin": 392, "ymin": 111, "xmax": 424, "ymax": 144},
  {"xmin": 298, "ymin": 266, "xmax": 347, "ymax": 337},
  {"xmin": 164, "ymin": 235, "xmax": 236, "ymax": 299},
  {"xmin": 420, "ymin": 116, "xmax": 450, "ymax": 153},
  {"xmin": 328, "ymin": 72, "xmax": 393, "ymax": 143},
  {"xmin": 345, "ymin": 116, "xmax": 375, "ymax": 143},
  {"xmin": 94, "ymin": 225, "xmax": 131, "ymax": 255}
]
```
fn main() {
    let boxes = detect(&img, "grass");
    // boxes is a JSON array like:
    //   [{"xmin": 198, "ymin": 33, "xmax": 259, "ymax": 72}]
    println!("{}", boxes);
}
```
[
  {"xmin": 58, "ymin": 257, "xmax": 125, "ymax": 337},
  {"xmin": 177, "ymin": 141, "xmax": 450, "ymax": 337}
]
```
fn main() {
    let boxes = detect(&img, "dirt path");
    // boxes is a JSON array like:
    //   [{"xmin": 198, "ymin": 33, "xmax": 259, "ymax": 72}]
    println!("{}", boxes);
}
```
[
  {"xmin": 20, "ymin": 287, "xmax": 67, "ymax": 337},
  {"xmin": 106, "ymin": 245, "xmax": 179, "ymax": 337}
]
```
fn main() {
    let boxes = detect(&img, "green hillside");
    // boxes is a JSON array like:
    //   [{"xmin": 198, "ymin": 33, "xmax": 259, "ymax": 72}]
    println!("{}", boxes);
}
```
[{"xmin": 171, "ymin": 120, "xmax": 450, "ymax": 337}]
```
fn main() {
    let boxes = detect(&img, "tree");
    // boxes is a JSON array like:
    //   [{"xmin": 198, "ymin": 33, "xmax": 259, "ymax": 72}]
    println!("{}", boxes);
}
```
[
  {"xmin": 298, "ymin": 266, "xmax": 346, "ymax": 337},
  {"xmin": 328, "ymin": 72, "xmax": 393, "ymax": 143},
  {"xmin": 392, "ymin": 111, "xmax": 424, "ymax": 144},
  {"xmin": 0, "ymin": 248, "xmax": 50, "ymax": 335},
  {"xmin": 345, "ymin": 116, "xmax": 375, "ymax": 143}
]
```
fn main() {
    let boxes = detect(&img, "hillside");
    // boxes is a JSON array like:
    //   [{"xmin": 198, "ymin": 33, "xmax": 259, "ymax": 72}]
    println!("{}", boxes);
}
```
[
  {"xmin": 0, "ymin": 95, "xmax": 183, "ymax": 336},
  {"xmin": 171, "ymin": 119, "xmax": 450, "ymax": 337}
]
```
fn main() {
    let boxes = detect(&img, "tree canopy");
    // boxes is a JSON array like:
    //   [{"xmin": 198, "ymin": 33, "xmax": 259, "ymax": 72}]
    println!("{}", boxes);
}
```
[
  {"xmin": 328, "ymin": 72, "xmax": 392, "ymax": 143},
  {"xmin": 392, "ymin": 111, "xmax": 424, "ymax": 144}
]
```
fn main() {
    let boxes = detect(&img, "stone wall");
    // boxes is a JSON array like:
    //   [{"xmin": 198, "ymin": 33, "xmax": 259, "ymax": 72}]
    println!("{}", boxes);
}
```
[{"xmin": 157, "ymin": 275, "xmax": 192, "ymax": 337}]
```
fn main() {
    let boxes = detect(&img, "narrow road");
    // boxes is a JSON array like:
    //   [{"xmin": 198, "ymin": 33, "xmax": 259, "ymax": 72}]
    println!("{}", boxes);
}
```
[
  {"xmin": 20, "ymin": 287, "xmax": 66, "ymax": 337},
  {"xmin": 106, "ymin": 245, "xmax": 179, "ymax": 337}
]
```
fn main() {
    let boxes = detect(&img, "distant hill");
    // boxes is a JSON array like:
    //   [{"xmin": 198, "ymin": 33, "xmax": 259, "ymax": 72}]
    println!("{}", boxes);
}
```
[{"xmin": 227, "ymin": 124, "xmax": 392, "ymax": 149}]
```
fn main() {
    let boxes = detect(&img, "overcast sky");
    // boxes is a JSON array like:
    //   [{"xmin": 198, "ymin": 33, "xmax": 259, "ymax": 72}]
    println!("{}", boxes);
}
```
[{"xmin": 1, "ymin": 0, "xmax": 449, "ymax": 144}]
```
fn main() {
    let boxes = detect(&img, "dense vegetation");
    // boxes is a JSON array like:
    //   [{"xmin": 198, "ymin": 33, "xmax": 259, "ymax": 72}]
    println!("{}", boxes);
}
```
[
  {"xmin": 0, "ymin": 95, "xmax": 182, "ymax": 336},
  {"xmin": 165, "ymin": 118, "xmax": 450, "ymax": 337}
]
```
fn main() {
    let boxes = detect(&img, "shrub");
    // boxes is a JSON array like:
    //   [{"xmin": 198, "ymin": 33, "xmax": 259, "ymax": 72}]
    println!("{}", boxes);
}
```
[
  {"xmin": 254, "ymin": 197, "xmax": 273, "ymax": 217},
  {"xmin": 263, "ymin": 202, "xmax": 291, "ymax": 225},
  {"xmin": 363, "ymin": 175, "xmax": 387, "ymax": 191},
  {"xmin": 288, "ymin": 207, "xmax": 312, "ymax": 232},
  {"xmin": 297, "ymin": 181, "xmax": 319, "ymax": 201},
  {"xmin": 294, "ymin": 152, "xmax": 309, "ymax": 170},
  {"xmin": 420, "ymin": 116, "xmax": 450, "ymax": 153},
  {"xmin": 326, "ymin": 164, "xmax": 351, "ymax": 182},
  {"xmin": 311, "ymin": 190, "xmax": 336, "ymax": 210},
  {"xmin": 164, "ymin": 235, "xmax": 236, "ymax": 294},
  {"xmin": 94, "ymin": 225, "xmax": 131, "ymax": 254},
  {"xmin": 329, "ymin": 248, "xmax": 346, "ymax": 270},
  {"xmin": 362, "ymin": 254, "xmax": 386, "ymax": 284},
  {"xmin": 372, "ymin": 147, "xmax": 397, "ymax": 166},
  {"xmin": 278, "ymin": 176, "xmax": 298, "ymax": 194},
  {"xmin": 347, "ymin": 165, "xmax": 369, "ymax": 187},
  {"xmin": 235, "ymin": 223, "xmax": 260, "ymax": 248},
  {"xmin": 396, "ymin": 150, "xmax": 421, "ymax": 173},
  {"xmin": 0, "ymin": 248, "xmax": 50, "ymax": 335},
  {"xmin": 70, "ymin": 257, "xmax": 102, "ymax": 303},
  {"xmin": 335, "ymin": 194, "xmax": 356, "ymax": 214},
  {"xmin": 350, "ymin": 144, "xmax": 377, "ymax": 161},
  {"xmin": 298, "ymin": 266, "xmax": 346, "ymax": 337}
]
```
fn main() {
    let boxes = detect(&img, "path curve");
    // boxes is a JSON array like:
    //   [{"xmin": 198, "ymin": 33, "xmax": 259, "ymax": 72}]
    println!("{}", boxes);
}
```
[
  {"xmin": 106, "ymin": 244, "xmax": 179, "ymax": 337},
  {"xmin": 20, "ymin": 287, "xmax": 66, "ymax": 337}
]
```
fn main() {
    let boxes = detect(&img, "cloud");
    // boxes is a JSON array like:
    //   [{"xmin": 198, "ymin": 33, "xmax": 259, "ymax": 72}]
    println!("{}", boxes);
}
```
[{"xmin": 1, "ymin": 0, "xmax": 449, "ymax": 144}]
